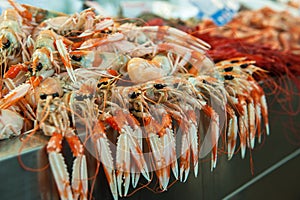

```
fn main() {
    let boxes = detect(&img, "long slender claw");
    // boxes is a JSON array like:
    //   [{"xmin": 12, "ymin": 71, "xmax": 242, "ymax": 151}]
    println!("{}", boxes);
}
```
[
  {"xmin": 66, "ymin": 67, "xmax": 77, "ymax": 83},
  {"xmin": 116, "ymin": 132, "xmax": 131, "ymax": 197},
  {"xmin": 171, "ymin": 160, "xmax": 179, "ymax": 180},
  {"xmin": 19, "ymin": 98, "xmax": 36, "ymax": 120},
  {"xmin": 211, "ymin": 112, "xmax": 219, "ymax": 171},
  {"xmin": 166, "ymin": 129, "xmax": 178, "ymax": 180},
  {"xmin": 244, "ymin": 105, "xmax": 250, "ymax": 148},
  {"xmin": 129, "ymin": 145, "xmax": 150, "ymax": 182},
  {"xmin": 94, "ymin": 129, "xmax": 118, "ymax": 200},
  {"xmin": 78, "ymin": 33, "xmax": 124, "ymax": 50},
  {"xmin": 227, "ymin": 115, "xmax": 238, "ymax": 160},
  {"xmin": 179, "ymin": 133, "xmax": 190, "ymax": 182},
  {"xmin": 124, "ymin": 174, "xmax": 130, "ymax": 197},
  {"xmin": 189, "ymin": 122, "xmax": 199, "ymax": 177},
  {"xmin": 128, "ymin": 126, "xmax": 150, "ymax": 182},
  {"xmin": 162, "ymin": 26, "xmax": 210, "ymax": 51},
  {"xmin": 260, "ymin": 95, "xmax": 269, "ymax": 135},
  {"xmin": 180, "ymin": 164, "xmax": 190, "ymax": 183},
  {"xmin": 137, "ymin": 26, "xmax": 211, "ymax": 51},
  {"xmin": 103, "ymin": 167, "xmax": 118, "ymax": 200},
  {"xmin": 151, "ymin": 107, "xmax": 177, "ymax": 182},
  {"xmin": 161, "ymin": 167, "xmax": 169, "ymax": 191},
  {"xmin": 65, "ymin": 135, "xmax": 89, "ymax": 200},
  {"xmin": 239, "ymin": 115, "xmax": 247, "ymax": 159},
  {"xmin": 48, "ymin": 152, "xmax": 73, "ymax": 200},
  {"xmin": 0, "ymin": 83, "xmax": 31, "ymax": 109},
  {"xmin": 121, "ymin": 112, "xmax": 150, "ymax": 184},
  {"xmin": 56, "ymin": 39, "xmax": 77, "ymax": 82},
  {"xmin": 117, "ymin": 170, "xmax": 130, "ymax": 197},
  {"xmin": 194, "ymin": 162, "xmax": 199, "ymax": 178},
  {"xmin": 248, "ymin": 102, "xmax": 256, "ymax": 149},
  {"xmin": 4, "ymin": 63, "xmax": 28, "ymax": 79},
  {"xmin": 131, "ymin": 171, "xmax": 140, "ymax": 188},
  {"xmin": 123, "ymin": 114, "xmax": 149, "ymax": 193},
  {"xmin": 148, "ymin": 132, "xmax": 168, "ymax": 188},
  {"xmin": 94, "ymin": 18, "xmax": 115, "ymax": 31},
  {"xmin": 255, "ymin": 104, "xmax": 262, "ymax": 143},
  {"xmin": 202, "ymin": 105, "xmax": 219, "ymax": 171},
  {"xmin": 72, "ymin": 155, "xmax": 88, "ymax": 200},
  {"xmin": 211, "ymin": 145, "xmax": 217, "ymax": 172},
  {"xmin": 160, "ymin": 133, "xmax": 171, "ymax": 189},
  {"xmin": 130, "ymin": 149, "xmax": 140, "ymax": 188}
]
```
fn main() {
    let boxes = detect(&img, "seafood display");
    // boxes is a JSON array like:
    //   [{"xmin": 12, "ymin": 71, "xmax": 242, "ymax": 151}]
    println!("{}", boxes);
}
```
[
  {"xmin": 0, "ymin": 1, "xmax": 273, "ymax": 200},
  {"xmin": 198, "ymin": 7, "xmax": 300, "ymax": 53},
  {"xmin": 142, "ymin": 8, "xmax": 300, "ymax": 78},
  {"xmin": 194, "ymin": 7, "xmax": 300, "ymax": 79},
  {"xmin": 193, "ymin": 8, "xmax": 300, "ymax": 114},
  {"xmin": 141, "ymin": 8, "xmax": 300, "ymax": 115}
]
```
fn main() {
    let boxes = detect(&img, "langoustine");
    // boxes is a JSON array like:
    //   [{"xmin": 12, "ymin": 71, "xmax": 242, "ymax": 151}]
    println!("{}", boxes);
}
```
[{"xmin": 0, "ymin": 2, "xmax": 272, "ymax": 200}]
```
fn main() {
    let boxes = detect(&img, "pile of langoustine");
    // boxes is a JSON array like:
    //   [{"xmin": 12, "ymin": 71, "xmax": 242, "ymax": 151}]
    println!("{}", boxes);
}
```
[
  {"xmin": 197, "ymin": 7, "xmax": 300, "ymax": 54},
  {"xmin": 195, "ymin": 7, "xmax": 300, "ymax": 83},
  {"xmin": 146, "ymin": 7, "xmax": 300, "ymax": 93},
  {"xmin": 0, "ymin": 1, "xmax": 270, "ymax": 200}
]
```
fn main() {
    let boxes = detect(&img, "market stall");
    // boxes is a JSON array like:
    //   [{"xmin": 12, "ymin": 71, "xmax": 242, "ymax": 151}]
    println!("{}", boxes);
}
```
[{"xmin": 0, "ymin": 1, "xmax": 299, "ymax": 200}]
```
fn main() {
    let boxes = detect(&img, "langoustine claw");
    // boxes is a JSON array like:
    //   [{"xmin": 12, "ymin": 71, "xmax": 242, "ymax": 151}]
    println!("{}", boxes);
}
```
[
  {"xmin": 91, "ymin": 120, "xmax": 118, "ymax": 200},
  {"xmin": 47, "ymin": 132, "xmax": 88, "ymax": 200},
  {"xmin": 105, "ymin": 108, "xmax": 150, "ymax": 197}
]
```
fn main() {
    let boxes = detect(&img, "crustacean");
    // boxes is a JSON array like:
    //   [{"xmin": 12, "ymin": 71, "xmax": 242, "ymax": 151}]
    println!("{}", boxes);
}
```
[
  {"xmin": 0, "ymin": 2, "xmax": 272, "ymax": 200},
  {"xmin": 33, "ymin": 77, "xmax": 88, "ymax": 200}
]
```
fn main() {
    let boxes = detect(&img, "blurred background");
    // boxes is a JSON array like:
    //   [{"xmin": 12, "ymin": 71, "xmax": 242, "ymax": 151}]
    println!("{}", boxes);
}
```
[{"xmin": 0, "ymin": 0, "xmax": 299, "ymax": 18}]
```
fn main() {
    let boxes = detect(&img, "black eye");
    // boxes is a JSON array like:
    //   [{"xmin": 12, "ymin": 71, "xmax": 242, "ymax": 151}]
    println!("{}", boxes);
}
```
[
  {"xmin": 130, "ymin": 92, "xmax": 137, "ymax": 99},
  {"xmin": 240, "ymin": 63, "xmax": 249, "ymax": 69},
  {"xmin": 130, "ymin": 91, "xmax": 140, "ymax": 99},
  {"xmin": 52, "ymin": 92, "xmax": 59, "ymax": 98},
  {"xmin": 202, "ymin": 80, "xmax": 208, "ymax": 84},
  {"xmin": 97, "ymin": 81, "xmax": 108, "ymax": 88},
  {"xmin": 2, "ymin": 39, "xmax": 10, "ymax": 49},
  {"xmin": 154, "ymin": 84, "xmax": 166, "ymax": 89},
  {"xmin": 40, "ymin": 93, "xmax": 47, "ymax": 99},
  {"xmin": 71, "ymin": 55, "xmax": 82, "ymax": 62},
  {"xmin": 28, "ymin": 66, "xmax": 33, "ymax": 73},
  {"xmin": 230, "ymin": 60, "xmax": 239, "ymax": 63},
  {"xmin": 224, "ymin": 75, "xmax": 234, "ymax": 80},
  {"xmin": 224, "ymin": 66, "xmax": 233, "ymax": 72},
  {"xmin": 37, "ymin": 63, "xmax": 43, "ymax": 71},
  {"xmin": 75, "ymin": 95, "xmax": 84, "ymax": 101}
]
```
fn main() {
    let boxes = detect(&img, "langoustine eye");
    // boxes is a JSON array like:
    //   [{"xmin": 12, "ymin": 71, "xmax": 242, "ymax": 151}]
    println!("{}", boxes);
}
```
[
  {"xmin": 40, "ymin": 93, "xmax": 47, "ymax": 99},
  {"xmin": 36, "ymin": 62, "xmax": 43, "ymax": 71},
  {"xmin": 2, "ymin": 38, "xmax": 10, "ymax": 49}
]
